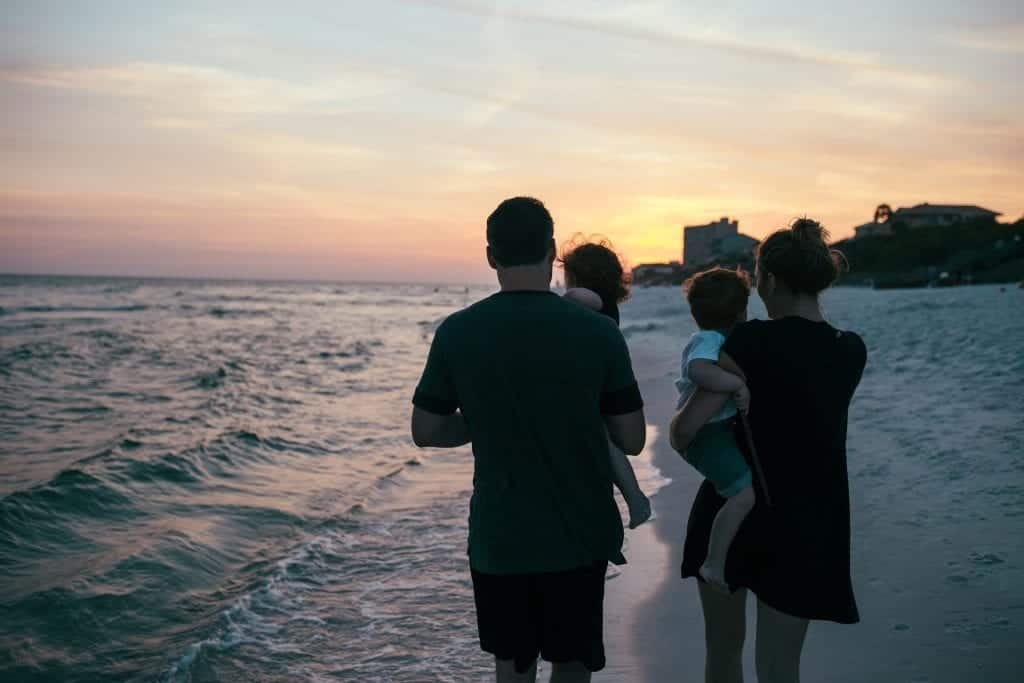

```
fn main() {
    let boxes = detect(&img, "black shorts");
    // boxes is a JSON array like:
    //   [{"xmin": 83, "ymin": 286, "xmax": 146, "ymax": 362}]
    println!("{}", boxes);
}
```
[{"xmin": 471, "ymin": 562, "xmax": 607, "ymax": 674}]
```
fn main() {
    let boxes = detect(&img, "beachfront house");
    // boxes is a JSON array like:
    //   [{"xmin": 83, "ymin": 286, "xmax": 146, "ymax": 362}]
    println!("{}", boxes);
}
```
[
  {"xmin": 854, "ymin": 221, "xmax": 894, "ymax": 238},
  {"xmin": 893, "ymin": 203, "xmax": 1001, "ymax": 229},
  {"xmin": 855, "ymin": 203, "xmax": 1001, "ymax": 238}
]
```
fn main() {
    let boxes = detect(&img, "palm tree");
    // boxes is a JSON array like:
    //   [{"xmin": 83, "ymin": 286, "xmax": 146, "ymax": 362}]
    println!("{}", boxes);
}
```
[{"xmin": 874, "ymin": 204, "xmax": 893, "ymax": 224}]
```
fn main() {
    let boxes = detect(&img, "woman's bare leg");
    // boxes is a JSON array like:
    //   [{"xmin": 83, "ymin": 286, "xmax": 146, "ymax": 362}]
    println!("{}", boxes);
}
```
[
  {"xmin": 698, "ymin": 582, "xmax": 747, "ymax": 683},
  {"xmin": 496, "ymin": 657, "xmax": 537, "ymax": 683},
  {"xmin": 550, "ymin": 660, "xmax": 591, "ymax": 683},
  {"xmin": 754, "ymin": 600, "xmax": 808, "ymax": 683}
]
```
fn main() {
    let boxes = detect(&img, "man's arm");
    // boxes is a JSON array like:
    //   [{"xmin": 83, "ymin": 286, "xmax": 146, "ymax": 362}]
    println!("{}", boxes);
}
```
[
  {"xmin": 605, "ymin": 408, "xmax": 646, "ymax": 455},
  {"xmin": 669, "ymin": 390, "xmax": 729, "ymax": 453},
  {"xmin": 600, "ymin": 316, "xmax": 645, "ymax": 454},
  {"xmin": 411, "ymin": 406, "xmax": 471, "ymax": 448},
  {"xmin": 411, "ymin": 321, "xmax": 467, "ymax": 447}
]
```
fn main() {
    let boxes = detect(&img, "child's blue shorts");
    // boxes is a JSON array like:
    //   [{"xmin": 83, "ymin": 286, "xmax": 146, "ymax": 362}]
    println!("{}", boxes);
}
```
[{"xmin": 685, "ymin": 419, "xmax": 753, "ymax": 498}]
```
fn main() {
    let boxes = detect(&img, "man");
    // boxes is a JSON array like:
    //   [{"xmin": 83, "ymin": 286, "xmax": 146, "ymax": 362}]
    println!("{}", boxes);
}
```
[{"xmin": 411, "ymin": 197, "xmax": 646, "ymax": 682}]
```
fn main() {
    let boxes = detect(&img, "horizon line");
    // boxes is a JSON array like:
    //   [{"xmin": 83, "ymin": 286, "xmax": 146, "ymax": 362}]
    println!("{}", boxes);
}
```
[{"xmin": 0, "ymin": 271, "xmax": 497, "ymax": 289}]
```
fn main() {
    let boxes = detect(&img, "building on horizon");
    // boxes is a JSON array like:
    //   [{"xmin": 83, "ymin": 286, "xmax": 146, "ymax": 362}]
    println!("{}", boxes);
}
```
[
  {"xmin": 893, "ymin": 203, "xmax": 1000, "ymax": 229},
  {"xmin": 854, "ymin": 220, "xmax": 894, "ymax": 239},
  {"xmin": 632, "ymin": 263, "xmax": 678, "ymax": 278},
  {"xmin": 683, "ymin": 217, "xmax": 758, "ymax": 266},
  {"xmin": 855, "ymin": 203, "xmax": 1001, "ymax": 238}
]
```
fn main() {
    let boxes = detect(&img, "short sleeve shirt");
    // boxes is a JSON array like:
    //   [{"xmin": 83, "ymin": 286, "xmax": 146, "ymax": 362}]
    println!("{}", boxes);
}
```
[
  {"xmin": 413, "ymin": 290, "xmax": 643, "ymax": 574},
  {"xmin": 674, "ymin": 330, "xmax": 737, "ymax": 421}
]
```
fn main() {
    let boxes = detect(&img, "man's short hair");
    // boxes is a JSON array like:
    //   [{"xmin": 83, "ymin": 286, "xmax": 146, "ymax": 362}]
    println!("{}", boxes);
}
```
[
  {"xmin": 486, "ymin": 197, "xmax": 554, "ymax": 267},
  {"xmin": 684, "ymin": 267, "xmax": 751, "ymax": 330}
]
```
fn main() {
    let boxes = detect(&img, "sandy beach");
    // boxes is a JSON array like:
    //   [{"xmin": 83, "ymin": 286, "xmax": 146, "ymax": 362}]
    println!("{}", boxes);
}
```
[{"xmin": 593, "ymin": 331, "xmax": 710, "ymax": 682}]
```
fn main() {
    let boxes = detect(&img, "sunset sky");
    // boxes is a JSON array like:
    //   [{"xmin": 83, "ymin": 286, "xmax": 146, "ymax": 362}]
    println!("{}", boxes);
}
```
[{"xmin": 2, "ymin": 0, "xmax": 1021, "ymax": 282}]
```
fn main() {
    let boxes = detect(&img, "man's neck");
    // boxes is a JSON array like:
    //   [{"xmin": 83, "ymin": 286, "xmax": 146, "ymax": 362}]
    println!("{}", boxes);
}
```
[{"xmin": 496, "ymin": 265, "xmax": 551, "ymax": 292}]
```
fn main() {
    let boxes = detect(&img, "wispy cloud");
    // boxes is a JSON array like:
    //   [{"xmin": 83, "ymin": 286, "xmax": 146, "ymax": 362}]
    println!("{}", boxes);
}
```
[
  {"xmin": 948, "ymin": 22, "xmax": 1024, "ymax": 54},
  {"xmin": 400, "ymin": 0, "xmax": 955, "ymax": 90},
  {"xmin": 0, "ymin": 61, "xmax": 401, "ymax": 116}
]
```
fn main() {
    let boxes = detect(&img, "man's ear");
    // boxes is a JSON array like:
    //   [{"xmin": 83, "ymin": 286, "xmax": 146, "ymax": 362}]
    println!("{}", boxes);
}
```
[
  {"xmin": 486, "ymin": 246, "xmax": 497, "ymax": 270},
  {"xmin": 546, "ymin": 238, "xmax": 557, "ymax": 264}
]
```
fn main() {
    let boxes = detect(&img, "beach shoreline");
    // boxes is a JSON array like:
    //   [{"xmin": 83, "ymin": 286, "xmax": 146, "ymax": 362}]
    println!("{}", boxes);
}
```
[{"xmin": 596, "ymin": 333, "xmax": 716, "ymax": 682}]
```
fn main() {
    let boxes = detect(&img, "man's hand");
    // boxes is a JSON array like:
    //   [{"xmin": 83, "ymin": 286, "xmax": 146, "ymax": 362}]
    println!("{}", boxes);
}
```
[{"xmin": 733, "ymin": 384, "xmax": 750, "ymax": 415}]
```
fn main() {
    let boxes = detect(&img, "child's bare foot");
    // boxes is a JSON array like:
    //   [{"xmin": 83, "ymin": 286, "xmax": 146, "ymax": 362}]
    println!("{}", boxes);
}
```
[
  {"xmin": 699, "ymin": 564, "xmax": 729, "ymax": 593},
  {"xmin": 628, "ymin": 496, "xmax": 652, "ymax": 529}
]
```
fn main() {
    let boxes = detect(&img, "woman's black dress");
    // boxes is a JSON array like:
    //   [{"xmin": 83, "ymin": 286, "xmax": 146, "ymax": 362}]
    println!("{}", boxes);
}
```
[{"xmin": 680, "ymin": 317, "xmax": 867, "ymax": 623}]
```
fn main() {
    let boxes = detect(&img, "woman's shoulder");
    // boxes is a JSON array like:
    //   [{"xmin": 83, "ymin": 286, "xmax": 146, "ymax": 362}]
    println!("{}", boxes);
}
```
[
  {"xmin": 724, "ymin": 319, "xmax": 768, "ymax": 344},
  {"xmin": 732, "ymin": 319, "xmax": 767, "ymax": 334},
  {"xmin": 834, "ymin": 328, "xmax": 867, "ymax": 368},
  {"xmin": 720, "ymin": 319, "xmax": 768, "ymax": 367}
]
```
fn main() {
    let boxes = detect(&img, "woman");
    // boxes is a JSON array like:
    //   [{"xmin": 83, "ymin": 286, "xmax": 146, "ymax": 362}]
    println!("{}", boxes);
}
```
[{"xmin": 671, "ymin": 218, "xmax": 867, "ymax": 683}]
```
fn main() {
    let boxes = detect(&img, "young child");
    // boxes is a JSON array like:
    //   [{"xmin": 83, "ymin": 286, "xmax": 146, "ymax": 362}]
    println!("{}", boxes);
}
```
[
  {"xmin": 676, "ymin": 267, "xmax": 755, "ymax": 591},
  {"xmin": 560, "ymin": 238, "xmax": 652, "ymax": 529}
]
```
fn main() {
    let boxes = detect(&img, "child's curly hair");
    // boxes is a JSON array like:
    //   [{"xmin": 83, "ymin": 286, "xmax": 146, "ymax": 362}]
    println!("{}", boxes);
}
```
[
  {"xmin": 684, "ymin": 267, "xmax": 751, "ymax": 330},
  {"xmin": 558, "ymin": 234, "xmax": 631, "ymax": 304}
]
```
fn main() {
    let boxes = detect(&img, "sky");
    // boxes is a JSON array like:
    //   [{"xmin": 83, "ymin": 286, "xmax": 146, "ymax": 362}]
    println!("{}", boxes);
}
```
[{"xmin": 1, "ymin": 0, "xmax": 1022, "ymax": 283}]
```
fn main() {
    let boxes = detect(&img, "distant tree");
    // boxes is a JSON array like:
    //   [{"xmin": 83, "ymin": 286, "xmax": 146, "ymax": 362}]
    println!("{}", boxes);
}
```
[{"xmin": 874, "ymin": 204, "xmax": 893, "ymax": 223}]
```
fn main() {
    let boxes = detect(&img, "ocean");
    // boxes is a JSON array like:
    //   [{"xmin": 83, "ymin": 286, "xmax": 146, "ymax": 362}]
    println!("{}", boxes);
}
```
[{"xmin": 1, "ymin": 275, "xmax": 1021, "ymax": 682}]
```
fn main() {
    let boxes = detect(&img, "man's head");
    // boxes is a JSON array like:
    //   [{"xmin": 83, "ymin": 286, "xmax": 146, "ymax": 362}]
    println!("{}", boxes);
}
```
[
  {"xmin": 684, "ymin": 267, "xmax": 751, "ymax": 331},
  {"xmin": 486, "ymin": 197, "xmax": 555, "ymax": 270}
]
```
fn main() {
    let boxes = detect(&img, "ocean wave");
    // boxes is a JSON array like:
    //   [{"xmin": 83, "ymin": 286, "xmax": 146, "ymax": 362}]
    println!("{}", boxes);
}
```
[
  {"xmin": 318, "ymin": 339, "xmax": 381, "ymax": 360},
  {"xmin": 195, "ymin": 294, "xmax": 275, "ymax": 304},
  {"xmin": 7, "ymin": 304, "xmax": 151, "ymax": 315},
  {"xmin": 887, "ymin": 300, "xmax": 974, "ymax": 315},
  {"xmin": 161, "ymin": 532, "xmax": 347, "ymax": 683},
  {"xmin": 0, "ymin": 468, "xmax": 134, "ymax": 523},
  {"xmin": 207, "ymin": 307, "xmax": 273, "ymax": 318},
  {"xmin": 114, "ymin": 450, "xmax": 209, "ymax": 487},
  {"xmin": 195, "ymin": 367, "xmax": 228, "ymax": 389},
  {"xmin": 0, "ymin": 340, "xmax": 73, "ymax": 367},
  {"xmin": 620, "ymin": 321, "xmax": 668, "ymax": 337}
]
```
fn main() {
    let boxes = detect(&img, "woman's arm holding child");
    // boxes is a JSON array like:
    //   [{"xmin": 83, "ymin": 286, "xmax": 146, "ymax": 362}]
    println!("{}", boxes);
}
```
[
  {"xmin": 688, "ymin": 359, "xmax": 750, "ymax": 414},
  {"xmin": 670, "ymin": 390, "xmax": 729, "ymax": 453}
]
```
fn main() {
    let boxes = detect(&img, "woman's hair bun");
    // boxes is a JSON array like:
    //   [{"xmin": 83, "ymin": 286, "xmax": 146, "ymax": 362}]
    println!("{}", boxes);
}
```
[
  {"xmin": 791, "ymin": 217, "xmax": 829, "ymax": 245},
  {"xmin": 756, "ymin": 217, "xmax": 847, "ymax": 295}
]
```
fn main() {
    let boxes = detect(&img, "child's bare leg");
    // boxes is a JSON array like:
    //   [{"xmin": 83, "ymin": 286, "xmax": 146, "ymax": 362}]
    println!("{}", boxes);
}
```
[
  {"xmin": 608, "ymin": 440, "xmax": 651, "ymax": 528},
  {"xmin": 701, "ymin": 485, "xmax": 756, "ymax": 590}
]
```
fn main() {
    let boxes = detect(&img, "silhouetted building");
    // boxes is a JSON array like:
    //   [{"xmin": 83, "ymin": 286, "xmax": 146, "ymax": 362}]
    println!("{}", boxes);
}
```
[
  {"xmin": 633, "ymin": 263, "xmax": 677, "ymax": 278},
  {"xmin": 892, "ymin": 203, "xmax": 1000, "ymax": 228},
  {"xmin": 854, "ymin": 203, "xmax": 1001, "ymax": 239},
  {"xmin": 683, "ymin": 217, "xmax": 757, "ymax": 265},
  {"xmin": 854, "ymin": 221, "xmax": 893, "ymax": 239}
]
